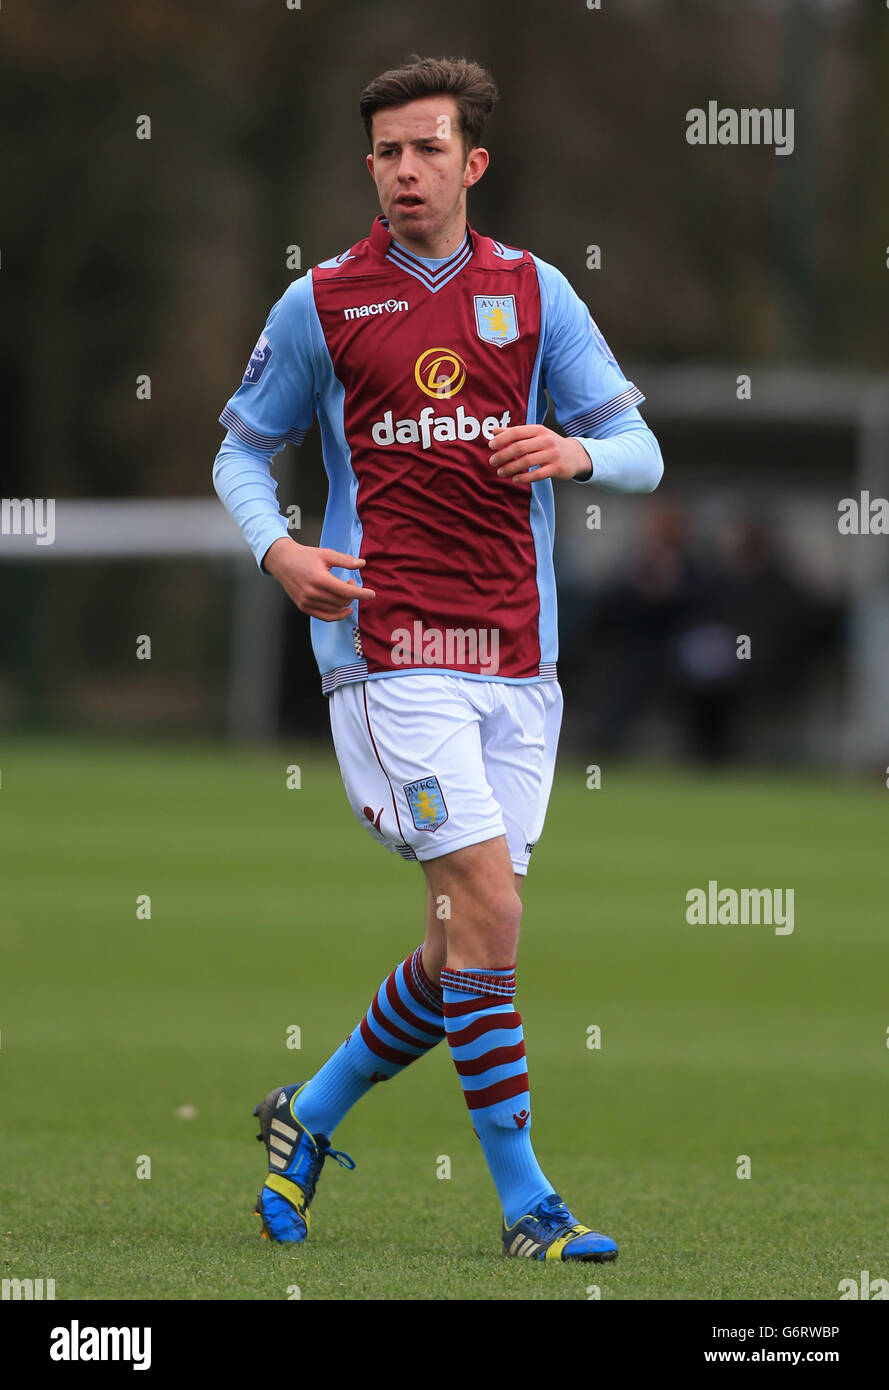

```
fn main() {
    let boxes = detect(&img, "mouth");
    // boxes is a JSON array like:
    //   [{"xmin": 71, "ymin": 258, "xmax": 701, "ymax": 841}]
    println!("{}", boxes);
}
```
[{"xmin": 395, "ymin": 194, "xmax": 424, "ymax": 209}]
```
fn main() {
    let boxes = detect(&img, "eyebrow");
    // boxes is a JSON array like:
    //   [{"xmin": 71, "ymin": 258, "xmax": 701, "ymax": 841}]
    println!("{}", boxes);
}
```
[{"xmin": 375, "ymin": 135, "xmax": 448, "ymax": 151}]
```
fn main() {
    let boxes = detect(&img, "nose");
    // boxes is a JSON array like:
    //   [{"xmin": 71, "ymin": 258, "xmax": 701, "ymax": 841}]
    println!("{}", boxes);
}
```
[{"xmin": 395, "ymin": 148, "xmax": 420, "ymax": 180}]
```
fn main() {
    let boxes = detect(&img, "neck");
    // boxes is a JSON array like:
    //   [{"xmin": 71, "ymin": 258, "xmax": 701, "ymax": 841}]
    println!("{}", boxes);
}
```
[{"xmin": 389, "ymin": 215, "xmax": 467, "ymax": 260}]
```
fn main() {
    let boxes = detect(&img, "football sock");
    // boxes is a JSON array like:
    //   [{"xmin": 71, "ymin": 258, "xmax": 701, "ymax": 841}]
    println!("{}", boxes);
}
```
[
  {"xmin": 293, "ymin": 946, "xmax": 444, "ymax": 1137},
  {"xmin": 441, "ymin": 965, "xmax": 552, "ymax": 1226}
]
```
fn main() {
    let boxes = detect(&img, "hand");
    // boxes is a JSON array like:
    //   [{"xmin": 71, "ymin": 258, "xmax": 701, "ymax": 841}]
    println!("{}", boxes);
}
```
[
  {"xmin": 263, "ymin": 537, "xmax": 375, "ymax": 622},
  {"xmin": 486, "ymin": 424, "xmax": 592, "ymax": 484}
]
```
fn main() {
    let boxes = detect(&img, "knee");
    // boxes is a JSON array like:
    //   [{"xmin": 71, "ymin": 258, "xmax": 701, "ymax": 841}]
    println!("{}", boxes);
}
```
[
  {"xmin": 488, "ymin": 883, "xmax": 522, "ymax": 945},
  {"xmin": 451, "ymin": 881, "xmax": 522, "ymax": 967}
]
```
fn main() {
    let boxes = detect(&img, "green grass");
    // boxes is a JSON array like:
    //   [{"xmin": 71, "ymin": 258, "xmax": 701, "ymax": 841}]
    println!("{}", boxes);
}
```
[{"xmin": 1, "ymin": 740, "xmax": 887, "ymax": 1299}]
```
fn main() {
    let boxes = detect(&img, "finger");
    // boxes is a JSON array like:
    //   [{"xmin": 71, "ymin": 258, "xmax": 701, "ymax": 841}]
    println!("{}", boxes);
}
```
[
  {"xmin": 488, "ymin": 424, "xmax": 543, "ymax": 443},
  {"xmin": 315, "ymin": 576, "xmax": 376, "ymax": 601},
  {"xmin": 302, "ymin": 593, "xmax": 357, "ymax": 614},
  {"xmin": 488, "ymin": 438, "xmax": 550, "ymax": 468},
  {"xmin": 493, "ymin": 446, "xmax": 552, "ymax": 476},
  {"xmin": 488, "ymin": 433, "xmax": 525, "ymax": 455},
  {"xmin": 502, "ymin": 462, "xmax": 557, "ymax": 484},
  {"xmin": 321, "ymin": 550, "xmax": 366, "ymax": 569},
  {"xmin": 311, "ymin": 606, "xmax": 355, "ymax": 623}
]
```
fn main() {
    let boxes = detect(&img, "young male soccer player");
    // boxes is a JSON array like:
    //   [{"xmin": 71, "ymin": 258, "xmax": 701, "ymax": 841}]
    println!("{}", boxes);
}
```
[{"xmin": 213, "ymin": 55, "xmax": 663, "ymax": 1263}]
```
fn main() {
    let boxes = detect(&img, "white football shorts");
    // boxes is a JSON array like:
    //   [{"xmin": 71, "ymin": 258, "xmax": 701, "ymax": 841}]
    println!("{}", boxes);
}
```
[{"xmin": 328, "ymin": 673, "xmax": 563, "ymax": 875}]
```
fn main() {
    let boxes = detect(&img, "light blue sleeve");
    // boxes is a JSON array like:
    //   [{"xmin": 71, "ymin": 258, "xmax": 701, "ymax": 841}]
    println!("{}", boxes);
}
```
[
  {"xmin": 572, "ymin": 410, "xmax": 664, "ymax": 493},
  {"xmin": 533, "ymin": 256, "xmax": 662, "ymax": 493},
  {"xmin": 213, "ymin": 273, "xmax": 318, "ymax": 571},
  {"xmin": 219, "ymin": 273, "xmax": 317, "ymax": 450},
  {"xmin": 212, "ymin": 433, "xmax": 292, "ymax": 571}
]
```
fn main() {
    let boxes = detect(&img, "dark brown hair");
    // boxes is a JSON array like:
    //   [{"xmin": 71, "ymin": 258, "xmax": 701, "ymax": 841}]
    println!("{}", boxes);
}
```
[{"xmin": 360, "ymin": 55, "xmax": 499, "ymax": 160}]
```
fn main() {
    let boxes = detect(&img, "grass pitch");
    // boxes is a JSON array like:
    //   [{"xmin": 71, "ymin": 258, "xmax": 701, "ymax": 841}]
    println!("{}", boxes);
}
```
[{"xmin": 1, "ymin": 740, "xmax": 886, "ymax": 1300}]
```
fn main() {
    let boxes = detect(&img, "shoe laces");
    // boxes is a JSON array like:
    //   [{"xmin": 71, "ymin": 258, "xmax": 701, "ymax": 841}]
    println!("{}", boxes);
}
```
[
  {"xmin": 536, "ymin": 1195, "xmax": 578, "ymax": 1238},
  {"xmin": 301, "ymin": 1135, "xmax": 355, "ymax": 1201},
  {"xmin": 319, "ymin": 1140, "xmax": 356, "ymax": 1172}
]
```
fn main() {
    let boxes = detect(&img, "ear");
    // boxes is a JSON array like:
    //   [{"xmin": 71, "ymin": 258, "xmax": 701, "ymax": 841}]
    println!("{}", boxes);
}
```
[
  {"xmin": 365, "ymin": 153, "xmax": 375, "ymax": 179},
  {"xmin": 463, "ymin": 146, "xmax": 489, "ymax": 190}
]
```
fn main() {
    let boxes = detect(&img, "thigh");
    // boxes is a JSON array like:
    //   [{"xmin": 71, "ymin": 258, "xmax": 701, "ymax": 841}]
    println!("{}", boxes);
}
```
[
  {"xmin": 480, "ymin": 680, "xmax": 564, "ymax": 876},
  {"xmin": 329, "ymin": 673, "xmax": 506, "ymax": 864},
  {"xmin": 328, "ymin": 680, "xmax": 416, "ymax": 860}
]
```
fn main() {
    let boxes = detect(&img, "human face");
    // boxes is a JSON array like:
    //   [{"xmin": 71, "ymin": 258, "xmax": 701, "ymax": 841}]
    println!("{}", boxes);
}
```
[{"xmin": 366, "ymin": 95, "xmax": 488, "ymax": 257}]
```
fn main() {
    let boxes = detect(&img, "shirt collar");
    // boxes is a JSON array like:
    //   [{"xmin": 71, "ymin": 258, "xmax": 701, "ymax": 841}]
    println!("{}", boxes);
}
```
[{"xmin": 369, "ymin": 215, "xmax": 475, "ymax": 292}]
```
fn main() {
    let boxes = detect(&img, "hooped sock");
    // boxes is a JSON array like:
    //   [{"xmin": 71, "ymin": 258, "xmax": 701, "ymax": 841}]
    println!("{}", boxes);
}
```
[
  {"xmin": 293, "ymin": 946, "xmax": 444, "ymax": 1137},
  {"xmin": 441, "ymin": 965, "xmax": 552, "ymax": 1225}
]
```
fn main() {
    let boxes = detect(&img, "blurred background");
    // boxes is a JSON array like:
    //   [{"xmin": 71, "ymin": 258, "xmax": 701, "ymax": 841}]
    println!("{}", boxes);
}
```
[
  {"xmin": 2, "ymin": 0, "xmax": 889, "ymax": 1306},
  {"xmin": 1, "ymin": 0, "xmax": 887, "ymax": 767}
]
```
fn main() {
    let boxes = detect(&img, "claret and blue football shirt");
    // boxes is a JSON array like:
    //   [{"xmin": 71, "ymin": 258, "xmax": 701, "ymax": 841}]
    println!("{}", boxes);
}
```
[{"xmin": 214, "ymin": 216, "xmax": 663, "ymax": 693}]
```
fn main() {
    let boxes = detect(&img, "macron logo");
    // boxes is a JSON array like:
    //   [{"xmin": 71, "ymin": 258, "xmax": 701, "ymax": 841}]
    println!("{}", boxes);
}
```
[{"xmin": 344, "ymin": 298, "xmax": 408, "ymax": 320}]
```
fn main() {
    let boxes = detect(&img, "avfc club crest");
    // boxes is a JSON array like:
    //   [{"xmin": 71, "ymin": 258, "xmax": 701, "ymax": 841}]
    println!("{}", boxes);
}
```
[
  {"xmin": 403, "ymin": 775, "xmax": 449, "ymax": 833},
  {"xmin": 474, "ymin": 295, "xmax": 519, "ymax": 348}
]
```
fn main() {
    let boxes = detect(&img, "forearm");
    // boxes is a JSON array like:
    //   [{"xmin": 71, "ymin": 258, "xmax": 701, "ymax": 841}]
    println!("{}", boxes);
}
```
[
  {"xmin": 212, "ymin": 431, "xmax": 291, "ymax": 571},
  {"xmin": 571, "ymin": 412, "xmax": 664, "ymax": 493}
]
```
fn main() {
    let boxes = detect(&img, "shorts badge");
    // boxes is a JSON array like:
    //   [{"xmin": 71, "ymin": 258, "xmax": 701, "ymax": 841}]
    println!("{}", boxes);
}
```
[{"xmin": 404, "ymin": 775, "xmax": 448, "ymax": 833}]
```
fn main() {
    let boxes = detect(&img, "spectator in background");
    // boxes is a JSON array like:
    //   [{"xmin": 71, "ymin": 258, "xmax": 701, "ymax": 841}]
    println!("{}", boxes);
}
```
[
  {"xmin": 590, "ymin": 504, "xmax": 706, "ymax": 754},
  {"xmin": 695, "ymin": 517, "xmax": 835, "ymax": 760},
  {"xmin": 586, "ymin": 510, "xmax": 835, "ymax": 763}
]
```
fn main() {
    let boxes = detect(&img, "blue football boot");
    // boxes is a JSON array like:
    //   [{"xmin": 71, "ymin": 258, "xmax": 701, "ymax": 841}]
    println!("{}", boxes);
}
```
[
  {"xmin": 502, "ymin": 1192, "xmax": 618, "ymax": 1262},
  {"xmin": 252, "ymin": 1082, "xmax": 355, "ymax": 1243}
]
